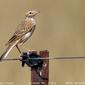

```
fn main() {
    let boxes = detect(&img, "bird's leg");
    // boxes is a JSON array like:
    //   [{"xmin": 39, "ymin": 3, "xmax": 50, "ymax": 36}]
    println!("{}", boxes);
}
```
[{"xmin": 16, "ymin": 45, "xmax": 21, "ymax": 53}]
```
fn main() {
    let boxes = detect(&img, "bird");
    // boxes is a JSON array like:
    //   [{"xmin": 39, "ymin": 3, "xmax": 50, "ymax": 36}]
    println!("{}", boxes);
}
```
[{"xmin": 0, "ymin": 10, "xmax": 39, "ymax": 61}]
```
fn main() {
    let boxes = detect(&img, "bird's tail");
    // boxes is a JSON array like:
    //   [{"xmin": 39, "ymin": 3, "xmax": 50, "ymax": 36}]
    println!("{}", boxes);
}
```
[{"xmin": 0, "ymin": 40, "xmax": 20, "ymax": 61}]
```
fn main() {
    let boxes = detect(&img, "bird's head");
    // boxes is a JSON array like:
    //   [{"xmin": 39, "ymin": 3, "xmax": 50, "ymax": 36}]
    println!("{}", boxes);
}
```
[{"xmin": 25, "ymin": 10, "xmax": 40, "ymax": 18}]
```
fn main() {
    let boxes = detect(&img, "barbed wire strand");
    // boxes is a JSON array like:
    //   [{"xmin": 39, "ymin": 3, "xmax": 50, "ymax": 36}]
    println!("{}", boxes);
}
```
[{"xmin": 1, "ymin": 56, "xmax": 85, "ymax": 62}]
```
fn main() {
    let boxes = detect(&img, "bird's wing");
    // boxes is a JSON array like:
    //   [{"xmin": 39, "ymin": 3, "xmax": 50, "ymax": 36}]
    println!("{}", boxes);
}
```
[{"xmin": 5, "ymin": 19, "xmax": 35, "ymax": 46}]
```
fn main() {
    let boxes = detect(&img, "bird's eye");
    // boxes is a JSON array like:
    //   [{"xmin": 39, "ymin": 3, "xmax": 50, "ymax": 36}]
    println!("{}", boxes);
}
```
[{"xmin": 29, "ymin": 12, "xmax": 32, "ymax": 14}]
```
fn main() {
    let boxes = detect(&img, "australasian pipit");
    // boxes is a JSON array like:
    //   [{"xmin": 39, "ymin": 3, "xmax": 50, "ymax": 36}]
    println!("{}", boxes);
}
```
[{"xmin": 0, "ymin": 10, "xmax": 39, "ymax": 60}]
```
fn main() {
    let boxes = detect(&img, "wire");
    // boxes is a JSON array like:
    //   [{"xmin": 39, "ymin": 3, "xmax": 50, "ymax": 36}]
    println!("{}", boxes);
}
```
[
  {"xmin": 27, "ymin": 56, "xmax": 85, "ymax": 60},
  {"xmin": 1, "ymin": 56, "xmax": 85, "ymax": 62},
  {"xmin": 0, "ymin": 58, "xmax": 21, "ymax": 61}
]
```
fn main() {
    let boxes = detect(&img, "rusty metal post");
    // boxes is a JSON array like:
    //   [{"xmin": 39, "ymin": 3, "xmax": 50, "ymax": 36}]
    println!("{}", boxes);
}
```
[{"xmin": 31, "ymin": 50, "xmax": 49, "ymax": 85}]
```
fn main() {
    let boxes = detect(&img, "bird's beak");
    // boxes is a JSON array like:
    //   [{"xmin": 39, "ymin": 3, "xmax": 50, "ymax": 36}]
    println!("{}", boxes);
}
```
[{"xmin": 36, "ymin": 11, "xmax": 40, "ymax": 15}]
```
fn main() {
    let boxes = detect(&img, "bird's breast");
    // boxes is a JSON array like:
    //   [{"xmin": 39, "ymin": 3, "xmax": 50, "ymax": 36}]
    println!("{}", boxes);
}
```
[{"xmin": 26, "ymin": 18, "xmax": 36, "ymax": 28}]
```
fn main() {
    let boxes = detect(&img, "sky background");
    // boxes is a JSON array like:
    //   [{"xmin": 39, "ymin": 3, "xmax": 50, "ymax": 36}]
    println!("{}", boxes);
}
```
[{"xmin": 0, "ymin": 0, "xmax": 85, "ymax": 85}]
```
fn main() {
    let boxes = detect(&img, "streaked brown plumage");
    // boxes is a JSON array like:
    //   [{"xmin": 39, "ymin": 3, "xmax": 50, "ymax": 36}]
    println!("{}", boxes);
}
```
[{"xmin": 0, "ymin": 10, "xmax": 39, "ymax": 60}]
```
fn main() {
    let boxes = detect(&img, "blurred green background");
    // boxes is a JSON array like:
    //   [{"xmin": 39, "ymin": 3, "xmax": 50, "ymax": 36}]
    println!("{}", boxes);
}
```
[{"xmin": 0, "ymin": 0, "xmax": 85, "ymax": 85}]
